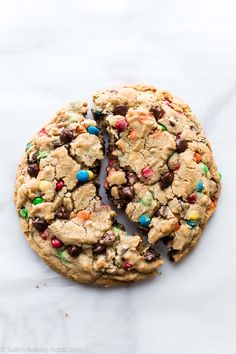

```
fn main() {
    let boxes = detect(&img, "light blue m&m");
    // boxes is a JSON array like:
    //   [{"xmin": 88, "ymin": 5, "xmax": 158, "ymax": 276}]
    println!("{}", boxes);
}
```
[
  {"xmin": 138, "ymin": 215, "xmax": 151, "ymax": 228},
  {"xmin": 76, "ymin": 170, "xmax": 89, "ymax": 182},
  {"xmin": 87, "ymin": 126, "xmax": 99, "ymax": 136},
  {"xmin": 76, "ymin": 170, "xmax": 94, "ymax": 183},
  {"xmin": 197, "ymin": 180, "xmax": 204, "ymax": 192}
]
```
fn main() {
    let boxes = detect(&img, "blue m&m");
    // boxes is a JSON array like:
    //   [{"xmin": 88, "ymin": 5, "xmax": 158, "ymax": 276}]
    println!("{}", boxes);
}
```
[
  {"xmin": 87, "ymin": 126, "xmax": 100, "ymax": 136},
  {"xmin": 186, "ymin": 220, "xmax": 199, "ymax": 228},
  {"xmin": 138, "ymin": 214, "xmax": 151, "ymax": 228},
  {"xmin": 76, "ymin": 170, "xmax": 94, "ymax": 183},
  {"xmin": 197, "ymin": 180, "xmax": 204, "ymax": 192}
]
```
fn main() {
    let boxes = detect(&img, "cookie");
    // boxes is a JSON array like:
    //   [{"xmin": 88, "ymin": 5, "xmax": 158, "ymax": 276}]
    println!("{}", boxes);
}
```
[
  {"xmin": 14, "ymin": 100, "xmax": 163, "ymax": 286},
  {"xmin": 92, "ymin": 85, "xmax": 221, "ymax": 262}
]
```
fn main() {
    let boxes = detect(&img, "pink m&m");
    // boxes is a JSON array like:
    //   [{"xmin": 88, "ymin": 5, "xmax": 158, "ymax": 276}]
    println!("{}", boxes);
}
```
[
  {"xmin": 115, "ymin": 119, "xmax": 128, "ymax": 131},
  {"xmin": 141, "ymin": 167, "xmax": 154, "ymax": 179},
  {"xmin": 51, "ymin": 237, "xmax": 63, "ymax": 248},
  {"xmin": 123, "ymin": 262, "xmax": 133, "ymax": 270},
  {"xmin": 56, "ymin": 179, "xmax": 64, "ymax": 191}
]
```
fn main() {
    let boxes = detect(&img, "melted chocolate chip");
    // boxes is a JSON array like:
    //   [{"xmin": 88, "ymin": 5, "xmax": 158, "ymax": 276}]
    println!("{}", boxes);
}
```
[
  {"xmin": 144, "ymin": 247, "xmax": 158, "ymax": 262},
  {"xmin": 27, "ymin": 164, "xmax": 39, "ymax": 177},
  {"xmin": 150, "ymin": 106, "xmax": 165, "ymax": 120},
  {"xmin": 29, "ymin": 152, "xmax": 38, "ymax": 164},
  {"xmin": 33, "ymin": 217, "xmax": 48, "ymax": 231},
  {"xmin": 67, "ymin": 245, "xmax": 82, "ymax": 257},
  {"xmin": 113, "ymin": 105, "xmax": 129, "ymax": 116},
  {"xmin": 60, "ymin": 128, "xmax": 74, "ymax": 144},
  {"xmin": 159, "ymin": 171, "xmax": 174, "ymax": 189},
  {"xmin": 92, "ymin": 243, "xmax": 107, "ymax": 254},
  {"xmin": 55, "ymin": 206, "xmax": 70, "ymax": 219},
  {"xmin": 176, "ymin": 139, "xmax": 188, "ymax": 153},
  {"xmin": 127, "ymin": 172, "xmax": 138, "ymax": 185},
  {"xmin": 101, "ymin": 232, "xmax": 116, "ymax": 245},
  {"xmin": 119, "ymin": 186, "xmax": 134, "ymax": 202}
]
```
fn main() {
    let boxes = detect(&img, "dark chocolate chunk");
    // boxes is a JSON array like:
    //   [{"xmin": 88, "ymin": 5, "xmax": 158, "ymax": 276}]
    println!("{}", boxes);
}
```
[
  {"xmin": 176, "ymin": 139, "xmax": 188, "ymax": 153},
  {"xmin": 27, "ymin": 164, "xmax": 39, "ymax": 177},
  {"xmin": 113, "ymin": 105, "xmax": 129, "ymax": 117},
  {"xmin": 60, "ymin": 128, "xmax": 74, "ymax": 144},
  {"xmin": 67, "ymin": 245, "xmax": 82, "ymax": 257},
  {"xmin": 92, "ymin": 243, "xmax": 107, "ymax": 254},
  {"xmin": 29, "ymin": 152, "xmax": 38, "ymax": 164},
  {"xmin": 150, "ymin": 106, "xmax": 165, "ymax": 120},
  {"xmin": 101, "ymin": 232, "xmax": 116, "ymax": 245},
  {"xmin": 127, "ymin": 172, "xmax": 138, "ymax": 185},
  {"xmin": 33, "ymin": 217, "xmax": 48, "ymax": 231},
  {"xmin": 159, "ymin": 171, "xmax": 174, "ymax": 189},
  {"xmin": 119, "ymin": 186, "xmax": 134, "ymax": 202},
  {"xmin": 55, "ymin": 206, "xmax": 70, "ymax": 219},
  {"xmin": 144, "ymin": 247, "xmax": 158, "ymax": 262}
]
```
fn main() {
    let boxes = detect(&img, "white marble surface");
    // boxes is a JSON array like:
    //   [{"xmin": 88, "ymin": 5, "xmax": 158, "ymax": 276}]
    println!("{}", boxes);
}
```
[{"xmin": 0, "ymin": 0, "xmax": 236, "ymax": 352}]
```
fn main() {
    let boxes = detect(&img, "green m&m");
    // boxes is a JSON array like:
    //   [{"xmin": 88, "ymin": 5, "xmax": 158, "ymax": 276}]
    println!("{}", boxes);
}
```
[
  {"xmin": 32, "ymin": 197, "xmax": 44, "ymax": 205},
  {"xmin": 20, "ymin": 207, "xmax": 28, "ymax": 219}
]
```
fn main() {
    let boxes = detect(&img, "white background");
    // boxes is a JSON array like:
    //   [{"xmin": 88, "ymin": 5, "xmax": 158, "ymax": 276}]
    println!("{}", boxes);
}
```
[{"xmin": 0, "ymin": 0, "xmax": 235, "ymax": 353}]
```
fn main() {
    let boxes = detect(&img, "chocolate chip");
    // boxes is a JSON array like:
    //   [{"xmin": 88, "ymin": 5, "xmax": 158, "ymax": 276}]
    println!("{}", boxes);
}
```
[
  {"xmin": 101, "ymin": 232, "xmax": 116, "ymax": 245},
  {"xmin": 127, "ymin": 172, "xmax": 138, "ymax": 185},
  {"xmin": 29, "ymin": 152, "xmax": 38, "ymax": 164},
  {"xmin": 159, "ymin": 171, "xmax": 174, "ymax": 189},
  {"xmin": 67, "ymin": 245, "xmax": 82, "ymax": 257},
  {"xmin": 27, "ymin": 164, "xmax": 39, "ymax": 177},
  {"xmin": 119, "ymin": 186, "xmax": 134, "ymax": 202},
  {"xmin": 92, "ymin": 243, "xmax": 107, "ymax": 254},
  {"xmin": 176, "ymin": 139, "xmax": 188, "ymax": 153},
  {"xmin": 113, "ymin": 105, "xmax": 129, "ymax": 117},
  {"xmin": 60, "ymin": 128, "xmax": 74, "ymax": 144},
  {"xmin": 33, "ymin": 217, "xmax": 48, "ymax": 231},
  {"xmin": 53, "ymin": 140, "xmax": 62, "ymax": 148},
  {"xmin": 55, "ymin": 206, "xmax": 70, "ymax": 219},
  {"xmin": 168, "ymin": 249, "xmax": 178, "ymax": 262},
  {"xmin": 150, "ymin": 106, "xmax": 165, "ymax": 120},
  {"xmin": 144, "ymin": 247, "xmax": 158, "ymax": 262}
]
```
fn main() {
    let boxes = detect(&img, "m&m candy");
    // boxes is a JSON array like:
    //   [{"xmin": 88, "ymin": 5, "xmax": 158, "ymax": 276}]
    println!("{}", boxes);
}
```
[
  {"xmin": 76, "ymin": 170, "xmax": 94, "ymax": 183},
  {"xmin": 56, "ymin": 179, "xmax": 64, "ymax": 191},
  {"xmin": 51, "ymin": 237, "xmax": 63, "ymax": 248},
  {"xmin": 115, "ymin": 119, "xmax": 128, "ymax": 131},
  {"xmin": 197, "ymin": 180, "xmax": 204, "ymax": 192},
  {"xmin": 158, "ymin": 123, "xmax": 167, "ymax": 131},
  {"xmin": 201, "ymin": 163, "xmax": 208, "ymax": 174},
  {"xmin": 20, "ymin": 207, "xmax": 28, "ymax": 219},
  {"xmin": 138, "ymin": 214, "xmax": 151, "ymax": 228},
  {"xmin": 186, "ymin": 220, "xmax": 199, "ymax": 228},
  {"xmin": 32, "ymin": 197, "xmax": 44, "ymax": 205},
  {"xmin": 87, "ymin": 126, "xmax": 100, "ymax": 135}
]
